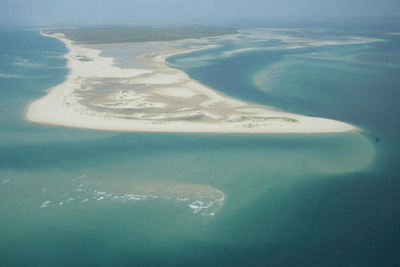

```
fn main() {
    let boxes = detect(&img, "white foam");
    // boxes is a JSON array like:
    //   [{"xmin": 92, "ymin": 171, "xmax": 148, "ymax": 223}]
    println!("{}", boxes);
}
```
[
  {"xmin": 188, "ymin": 200, "xmax": 216, "ymax": 215},
  {"xmin": 40, "ymin": 200, "xmax": 51, "ymax": 208}
]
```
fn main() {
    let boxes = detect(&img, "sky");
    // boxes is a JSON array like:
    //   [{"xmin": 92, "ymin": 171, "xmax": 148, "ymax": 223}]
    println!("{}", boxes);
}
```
[{"xmin": 0, "ymin": 0, "xmax": 399, "ymax": 26}]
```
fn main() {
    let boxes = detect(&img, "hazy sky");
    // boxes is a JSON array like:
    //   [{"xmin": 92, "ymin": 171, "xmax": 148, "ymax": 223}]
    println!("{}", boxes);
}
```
[{"xmin": 0, "ymin": 0, "xmax": 399, "ymax": 25}]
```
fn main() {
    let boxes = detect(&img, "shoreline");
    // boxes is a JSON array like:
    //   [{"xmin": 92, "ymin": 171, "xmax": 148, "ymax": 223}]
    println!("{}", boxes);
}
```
[{"xmin": 25, "ymin": 30, "xmax": 357, "ymax": 134}]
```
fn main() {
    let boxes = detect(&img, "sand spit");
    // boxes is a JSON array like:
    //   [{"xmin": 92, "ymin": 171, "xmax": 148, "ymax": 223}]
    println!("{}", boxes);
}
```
[{"xmin": 26, "ymin": 31, "xmax": 356, "ymax": 133}]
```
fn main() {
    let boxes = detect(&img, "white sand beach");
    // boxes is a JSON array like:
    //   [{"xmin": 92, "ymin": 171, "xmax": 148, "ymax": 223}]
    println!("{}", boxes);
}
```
[{"xmin": 26, "ymin": 31, "xmax": 356, "ymax": 133}]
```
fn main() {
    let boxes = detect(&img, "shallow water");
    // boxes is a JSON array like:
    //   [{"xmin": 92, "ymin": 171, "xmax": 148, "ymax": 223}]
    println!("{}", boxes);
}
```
[{"xmin": 1, "ymin": 27, "xmax": 400, "ymax": 266}]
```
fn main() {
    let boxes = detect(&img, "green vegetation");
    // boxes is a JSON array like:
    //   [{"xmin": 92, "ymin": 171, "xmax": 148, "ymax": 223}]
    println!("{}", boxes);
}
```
[
  {"xmin": 46, "ymin": 26, "xmax": 238, "ymax": 44},
  {"xmin": 228, "ymin": 116, "xmax": 298, "ymax": 123}
]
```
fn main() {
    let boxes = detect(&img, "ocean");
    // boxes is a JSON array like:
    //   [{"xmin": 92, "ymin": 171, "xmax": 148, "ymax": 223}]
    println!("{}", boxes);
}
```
[{"xmin": 1, "ymin": 26, "xmax": 400, "ymax": 266}]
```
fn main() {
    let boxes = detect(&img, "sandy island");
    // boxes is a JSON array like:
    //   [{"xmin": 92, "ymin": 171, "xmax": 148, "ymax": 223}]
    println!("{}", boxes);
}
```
[{"xmin": 26, "ymin": 31, "xmax": 356, "ymax": 133}]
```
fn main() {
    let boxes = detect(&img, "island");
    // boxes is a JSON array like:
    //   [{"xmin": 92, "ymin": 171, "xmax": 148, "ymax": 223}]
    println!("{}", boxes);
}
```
[{"xmin": 26, "ymin": 26, "xmax": 356, "ymax": 133}]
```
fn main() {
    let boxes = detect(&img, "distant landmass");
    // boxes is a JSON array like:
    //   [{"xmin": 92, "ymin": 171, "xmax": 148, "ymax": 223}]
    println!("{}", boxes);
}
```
[{"xmin": 44, "ymin": 26, "xmax": 238, "ymax": 44}]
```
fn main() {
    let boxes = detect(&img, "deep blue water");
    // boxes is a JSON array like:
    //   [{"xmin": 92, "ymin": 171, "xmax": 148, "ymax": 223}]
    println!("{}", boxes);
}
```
[{"xmin": 0, "ymin": 27, "xmax": 400, "ymax": 266}]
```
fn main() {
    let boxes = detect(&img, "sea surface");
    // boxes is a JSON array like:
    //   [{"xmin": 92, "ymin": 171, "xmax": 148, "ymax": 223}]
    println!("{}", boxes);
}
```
[{"xmin": 1, "ymin": 26, "xmax": 400, "ymax": 266}]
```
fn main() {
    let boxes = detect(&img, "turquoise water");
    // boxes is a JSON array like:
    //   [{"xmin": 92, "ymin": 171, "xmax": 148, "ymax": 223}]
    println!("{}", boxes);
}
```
[{"xmin": 1, "ymin": 27, "xmax": 399, "ymax": 266}]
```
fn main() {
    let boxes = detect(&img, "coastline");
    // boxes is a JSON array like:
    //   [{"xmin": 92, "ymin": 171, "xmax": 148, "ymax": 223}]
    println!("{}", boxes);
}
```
[{"xmin": 25, "ymin": 31, "xmax": 356, "ymax": 134}]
